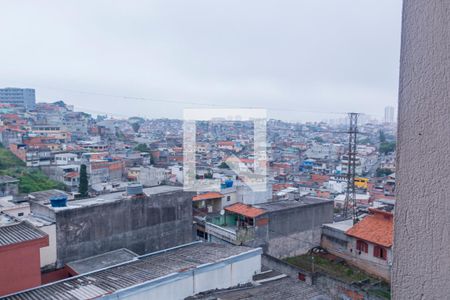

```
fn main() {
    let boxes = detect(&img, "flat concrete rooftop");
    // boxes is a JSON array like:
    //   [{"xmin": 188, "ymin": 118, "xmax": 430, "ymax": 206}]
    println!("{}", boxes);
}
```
[
  {"xmin": 45, "ymin": 185, "xmax": 182, "ymax": 211},
  {"xmin": 254, "ymin": 197, "xmax": 333, "ymax": 213},
  {"xmin": 322, "ymin": 219, "xmax": 353, "ymax": 232}
]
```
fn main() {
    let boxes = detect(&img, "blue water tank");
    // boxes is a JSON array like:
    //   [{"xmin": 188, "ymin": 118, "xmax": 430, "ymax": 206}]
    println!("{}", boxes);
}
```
[
  {"xmin": 127, "ymin": 183, "xmax": 144, "ymax": 196},
  {"xmin": 224, "ymin": 179, "xmax": 233, "ymax": 188},
  {"xmin": 50, "ymin": 196, "xmax": 68, "ymax": 207}
]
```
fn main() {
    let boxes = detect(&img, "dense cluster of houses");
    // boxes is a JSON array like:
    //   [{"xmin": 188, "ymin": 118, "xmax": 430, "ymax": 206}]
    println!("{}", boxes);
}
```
[{"xmin": 0, "ymin": 92, "xmax": 397, "ymax": 298}]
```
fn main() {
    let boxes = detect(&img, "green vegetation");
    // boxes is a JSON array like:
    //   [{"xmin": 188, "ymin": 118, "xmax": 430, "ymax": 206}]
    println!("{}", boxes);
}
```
[
  {"xmin": 314, "ymin": 136, "xmax": 324, "ymax": 143},
  {"xmin": 359, "ymin": 137, "xmax": 371, "ymax": 145},
  {"xmin": 78, "ymin": 164, "xmax": 89, "ymax": 197},
  {"xmin": 218, "ymin": 162, "xmax": 230, "ymax": 169},
  {"xmin": 285, "ymin": 253, "xmax": 372, "ymax": 283},
  {"xmin": 379, "ymin": 130, "xmax": 387, "ymax": 143},
  {"xmin": 379, "ymin": 141, "xmax": 396, "ymax": 155},
  {"xmin": 134, "ymin": 143, "xmax": 150, "ymax": 152},
  {"xmin": 131, "ymin": 122, "xmax": 140, "ymax": 133},
  {"xmin": 379, "ymin": 130, "xmax": 396, "ymax": 154},
  {"xmin": 0, "ymin": 143, "xmax": 25, "ymax": 169},
  {"xmin": 284, "ymin": 253, "xmax": 390, "ymax": 299},
  {"xmin": 0, "ymin": 144, "xmax": 64, "ymax": 193},
  {"xmin": 376, "ymin": 168, "xmax": 393, "ymax": 177}
]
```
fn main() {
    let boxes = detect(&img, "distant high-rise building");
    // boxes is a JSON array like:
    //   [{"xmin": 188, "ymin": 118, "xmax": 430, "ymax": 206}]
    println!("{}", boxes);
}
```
[
  {"xmin": 0, "ymin": 87, "xmax": 36, "ymax": 110},
  {"xmin": 384, "ymin": 106, "xmax": 395, "ymax": 123}
]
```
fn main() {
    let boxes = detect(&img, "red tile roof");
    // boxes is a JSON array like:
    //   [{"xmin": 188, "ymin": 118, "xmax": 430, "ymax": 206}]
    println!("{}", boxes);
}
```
[
  {"xmin": 224, "ymin": 203, "xmax": 266, "ymax": 218},
  {"xmin": 192, "ymin": 192, "xmax": 224, "ymax": 202},
  {"xmin": 64, "ymin": 172, "xmax": 79, "ymax": 179},
  {"xmin": 346, "ymin": 208, "xmax": 393, "ymax": 247}
]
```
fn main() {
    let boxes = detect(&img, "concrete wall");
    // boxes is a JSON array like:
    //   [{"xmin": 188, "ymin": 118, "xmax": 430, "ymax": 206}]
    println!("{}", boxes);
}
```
[
  {"xmin": 322, "ymin": 235, "xmax": 391, "ymax": 282},
  {"xmin": 54, "ymin": 190, "xmax": 194, "ymax": 267},
  {"xmin": 263, "ymin": 253, "xmax": 386, "ymax": 300},
  {"xmin": 393, "ymin": 1, "xmax": 450, "ymax": 299},
  {"xmin": 138, "ymin": 166, "xmax": 165, "ymax": 187},
  {"xmin": 265, "ymin": 201, "xmax": 334, "ymax": 258}
]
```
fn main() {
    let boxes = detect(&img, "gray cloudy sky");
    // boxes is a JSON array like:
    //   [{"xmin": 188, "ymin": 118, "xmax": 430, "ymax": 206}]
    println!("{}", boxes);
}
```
[{"xmin": 0, "ymin": 0, "xmax": 402, "ymax": 121}]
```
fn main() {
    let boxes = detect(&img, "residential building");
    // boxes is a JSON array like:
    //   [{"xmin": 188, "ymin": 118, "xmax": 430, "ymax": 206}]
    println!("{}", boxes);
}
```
[
  {"xmin": 384, "ymin": 106, "xmax": 395, "ymax": 124},
  {"xmin": 0, "ymin": 88, "xmax": 36, "ymax": 110},
  {"xmin": 138, "ymin": 165, "xmax": 166, "ymax": 186},
  {"xmin": 0, "ymin": 175, "xmax": 19, "ymax": 197},
  {"xmin": 321, "ymin": 208, "xmax": 393, "ymax": 281},
  {"xmin": 205, "ymin": 197, "xmax": 334, "ymax": 258},
  {"xmin": 53, "ymin": 153, "xmax": 79, "ymax": 165},
  {"xmin": 0, "ymin": 214, "xmax": 49, "ymax": 296},
  {"xmin": 28, "ymin": 185, "xmax": 194, "ymax": 268}
]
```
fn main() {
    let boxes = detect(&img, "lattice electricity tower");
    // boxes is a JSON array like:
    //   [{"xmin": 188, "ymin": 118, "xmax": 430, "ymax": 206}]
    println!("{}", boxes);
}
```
[{"xmin": 343, "ymin": 112, "xmax": 359, "ymax": 223}]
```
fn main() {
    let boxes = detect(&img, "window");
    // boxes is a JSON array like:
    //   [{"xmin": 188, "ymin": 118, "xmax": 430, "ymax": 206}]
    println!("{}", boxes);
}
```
[
  {"xmin": 227, "ymin": 196, "xmax": 231, "ymax": 201},
  {"xmin": 356, "ymin": 240, "xmax": 368, "ymax": 253},
  {"xmin": 374, "ymin": 246, "xmax": 387, "ymax": 260},
  {"xmin": 18, "ymin": 212, "xmax": 24, "ymax": 217}
]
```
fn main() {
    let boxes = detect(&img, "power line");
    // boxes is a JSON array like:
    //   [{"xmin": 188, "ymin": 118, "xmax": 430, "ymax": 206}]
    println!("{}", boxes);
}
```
[{"xmin": 31, "ymin": 84, "xmax": 361, "ymax": 116}]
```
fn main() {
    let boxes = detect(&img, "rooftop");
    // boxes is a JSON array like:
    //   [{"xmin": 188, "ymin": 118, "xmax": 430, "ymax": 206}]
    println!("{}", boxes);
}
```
[
  {"xmin": 27, "ymin": 189, "xmax": 71, "ymax": 204},
  {"xmin": 254, "ymin": 197, "xmax": 333, "ymax": 213},
  {"xmin": 323, "ymin": 219, "xmax": 354, "ymax": 232},
  {"xmin": 225, "ymin": 202, "xmax": 266, "ymax": 218},
  {"xmin": 0, "ymin": 216, "xmax": 48, "ymax": 247},
  {"xmin": 190, "ymin": 276, "xmax": 329, "ymax": 300},
  {"xmin": 4, "ymin": 242, "xmax": 259, "ymax": 300},
  {"xmin": 66, "ymin": 248, "xmax": 138, "ymax": 275},
  {"xmin": 0, "ymin": 175, "xmax": 19, "ymax": 184},
  {"xmin": 41, "ymin": 185, "xmax": 182, "ymax": 211},
  {"xmin": 346, "ymin": 208, "xmax": 393, "ymax": 247},
  {"xmin": 193, "ymin": 192, "xmax": 224, "ymax": 201}
]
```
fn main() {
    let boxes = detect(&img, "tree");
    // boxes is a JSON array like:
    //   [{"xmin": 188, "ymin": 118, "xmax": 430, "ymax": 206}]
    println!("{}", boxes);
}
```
[
  {"xmin": 314, "ymin": 136, "xmax": 324, "ymax": 143},
  {"xmin": 218, "ymin": 162, "xmax": 230, "ymax": 169},
  {"xmin": 379, "ymin": 141, "xmax": 396, "ymax": 155},
  {"xmin": 376, "ymin": 168, "xmax": 393, "ymax": 177},
  {"xmin": 134, "ymin": 143, "xmax": 150, "ymax": 152},
  {"xmin": 379, "ymin": 130, "xmax": 386, "ymax": 143},
  {"xmin": 131, "ymin": 122, "xmax": 140, "ymax": 133},
  {"xmin": 78, "ymin": 164, "xmax": 89, "ymax": 197}
]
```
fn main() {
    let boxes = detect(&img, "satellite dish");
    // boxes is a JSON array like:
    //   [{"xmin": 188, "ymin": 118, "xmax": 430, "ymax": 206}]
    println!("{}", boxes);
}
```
[{"xmin": 220, "ymin": 209, "xmax": 225, "ymax": 215}]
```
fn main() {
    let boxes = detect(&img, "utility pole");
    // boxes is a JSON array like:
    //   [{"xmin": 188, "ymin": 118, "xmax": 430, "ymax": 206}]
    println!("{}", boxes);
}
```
[{"xmin": 343, "ymin": 113, "xmax": 359, "ymax": 223}]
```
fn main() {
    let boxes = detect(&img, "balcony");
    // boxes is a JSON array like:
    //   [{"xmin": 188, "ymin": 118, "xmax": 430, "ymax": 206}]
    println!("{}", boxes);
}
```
[{"xmin": 205, "ymin": 222, "xmax": 256, "ymax": 245}]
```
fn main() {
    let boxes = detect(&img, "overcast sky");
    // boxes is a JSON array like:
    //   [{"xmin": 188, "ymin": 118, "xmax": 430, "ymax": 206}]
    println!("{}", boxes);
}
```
[{"xmin": 0, "ymin": 1, "xmax": 402, "ymax": 122}]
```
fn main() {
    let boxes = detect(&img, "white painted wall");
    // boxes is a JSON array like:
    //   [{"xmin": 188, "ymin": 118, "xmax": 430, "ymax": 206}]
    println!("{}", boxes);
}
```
[
  {"xmin": 105, "ymin": 250, "xmax": 261, "ymax": 300},
  {"xmin": 39, "ymin": 224, "xmax": 57, "ymax": 268}
]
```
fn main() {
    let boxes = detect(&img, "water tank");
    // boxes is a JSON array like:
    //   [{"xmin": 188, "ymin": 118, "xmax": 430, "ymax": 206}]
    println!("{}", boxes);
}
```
[
  {"xmin": 224, "ymin": 179, "xmax": 233, "ymax": 188},
  {"xmin": 50, "ymin": 195, "xmax": 68, "ymax": 207},
  {"xmin": 127, "ymin": 183, "xmax": 143, "ymax": 196}
]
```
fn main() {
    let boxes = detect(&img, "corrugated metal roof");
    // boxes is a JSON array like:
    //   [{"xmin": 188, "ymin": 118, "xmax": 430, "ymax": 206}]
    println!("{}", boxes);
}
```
[
  {"xmin": 0, "ymin": 221, "xmax": 47, "ymax": 247},
  {"xmin": 4, "ymin": 243, "xmax": 256, "ymax": 300}
]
